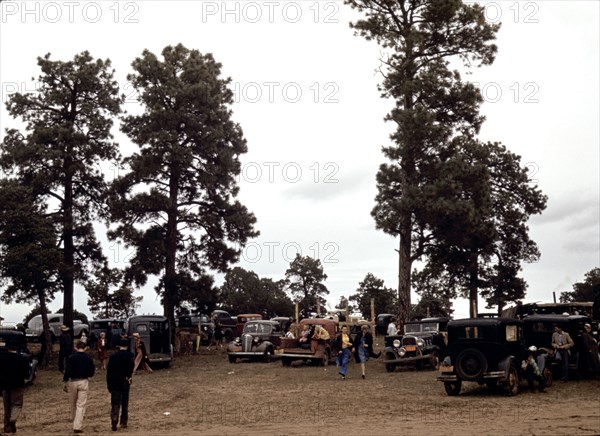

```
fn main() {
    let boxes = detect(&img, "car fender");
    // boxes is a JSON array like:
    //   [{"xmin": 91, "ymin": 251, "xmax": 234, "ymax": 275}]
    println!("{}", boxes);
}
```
[{"xmin": 498, "ymin": 355, "xmax": 518, "ymax": 379}]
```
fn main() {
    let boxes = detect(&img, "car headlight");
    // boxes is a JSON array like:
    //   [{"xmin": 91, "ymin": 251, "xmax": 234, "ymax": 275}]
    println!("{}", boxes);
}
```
[
  {"xmin": 253, "ymin": 337, "xmax": 260, "ymax": 343},
  {"xmin": 234, "ymin": 338, "xmax": 241, "ymax": 345},
  {"xmin": 393, "ymin": 339, "xmax": 401, "ymax": 348},
  {"xmin": 202, "ymin": 326, "xmax": 207, "ymax": 331},
  {"xmin": 416, "ymin": 339, "xmax": 424, "ymax": 347},
  {"xmin": 398, "ymin": 347, "xmax": 406, "ymax": 357}
]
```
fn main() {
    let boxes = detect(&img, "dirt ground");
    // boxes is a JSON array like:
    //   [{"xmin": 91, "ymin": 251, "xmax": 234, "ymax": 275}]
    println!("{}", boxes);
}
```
[{"xmin": 4, "ymin": 339, "xmax": 600, "ymax": 436}]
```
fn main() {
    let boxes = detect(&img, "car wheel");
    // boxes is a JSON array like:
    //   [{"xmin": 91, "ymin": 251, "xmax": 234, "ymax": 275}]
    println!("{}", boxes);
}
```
[
  {"xmin": 320, "ymin": 349, "xmax": 330, "ymax": 366},
  {"xmin": 282, "ymin": 358, "xmax": 292, "ymax": 367},
  {"xmin": 228, "ymin": 355, "xmax": 237, "ymax": 364},
  {"xmin": 506, "ymin": 364, "xmax": 519, "ymax": 396},
  {"xmin": 263, "ymin": 348, "xmax": 273, "ymax": 363},
  {"xmin": 444, "ymin": 381, "xmax": 461, "ymax": 396},
  {"xmin": 429, "ymin": 351, "xmax": 440, "ymax": 370},
  {"xmin": 385, "ymin": 352, "xmax": 396, "ymax": 373},
  {"xmin": 455, "ymin": 349, "xmax": 488, "ymax": 381}
]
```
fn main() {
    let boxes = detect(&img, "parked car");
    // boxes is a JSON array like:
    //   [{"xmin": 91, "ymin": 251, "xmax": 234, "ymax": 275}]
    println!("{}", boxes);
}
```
[
  {"xmin": 25, "ymin": 313, "xmax": 89, "ymax": 342},
  {"xmin": 89, "ymin": 318, "xmax": 125, "ymax": 348},
  {"xmin": 235, "ymin": 314, "xmax": 263, "ymax": 337},
  {"xmin": 276, "ymin": 318, "xmax": 339, "ymax": 366},
  {"xmin": 437, "ymin": 318, "xmax": 527, "ymax": 396},
  {"xmin": 383, "ymin": 332, "xmax": 441, "ymax": 372},
  {"xmin": 271, "ymin": 316, "xmax": 293, "ymax": 334},
  {"xmin": 210, "ymin": 310, "xmax": 236, "ymax": 340},
  {"xmin": 227, "ymin": 320, "xmax": 283, "ymax": 363},
  {"xmin": 0, "ymin": 327, "xmax": 38, "ymax": 384},
  {"xmin": 125, "ymin": 315, "xmax": 173, "ymax": 367}
]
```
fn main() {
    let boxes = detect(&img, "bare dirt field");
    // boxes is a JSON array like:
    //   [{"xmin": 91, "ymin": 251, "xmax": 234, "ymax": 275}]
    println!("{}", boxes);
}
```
[{"xmin": 5, "ymin": 339, "xmax": 600, "ymax": 436}]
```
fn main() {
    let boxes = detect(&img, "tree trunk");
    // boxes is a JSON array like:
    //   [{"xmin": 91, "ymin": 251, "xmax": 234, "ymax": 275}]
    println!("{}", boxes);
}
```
[
  {"xmin": 38, "ymin": 290, "xmax": 53, "ymax": 367},
  {"xmin": 397, "ymin": 222, "xmax": 412, "ymax": 333},
  {"xmin": 62, "ymin": 153, "xmax": 75, "ymax": 336},
  {"xmin": 469, "ymin": 252, "xmax": 479, "ymax": 318},
  {"xmin": 164, "ymin": 168, "xmax": 180, "ymax": 346}
]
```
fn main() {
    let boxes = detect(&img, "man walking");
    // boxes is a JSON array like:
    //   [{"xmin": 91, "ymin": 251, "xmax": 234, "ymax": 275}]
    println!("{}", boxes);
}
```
[
  {"xmin": 0, "ymin": 339, "xmax": 29, "ymax": 434},
  {"xmin": 107, "ymin": 338, "xmax": 134, "ymax": 431},
  {"xmin": 63, "ymin": 341, "xmax": 95, "ymax": 434}
]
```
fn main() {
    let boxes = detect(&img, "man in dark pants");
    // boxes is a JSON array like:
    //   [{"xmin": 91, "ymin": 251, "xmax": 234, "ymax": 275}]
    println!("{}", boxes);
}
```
[
  {"xmin": 58, "ymin": 325, "xmax": 73, "ymax": 373},
  {"xmin": 0, "ymin": 340, "xmax": 30, "ymax": 434},
  {"xmin": 106, "ymin": 339, "xmax": 134, "ymax": 431}
]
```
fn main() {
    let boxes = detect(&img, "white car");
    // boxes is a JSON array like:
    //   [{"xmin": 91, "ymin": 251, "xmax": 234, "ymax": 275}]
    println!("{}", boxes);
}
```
[{"xmin": 25, "ymin": 314, "xmax": 89, "ymax": 342}]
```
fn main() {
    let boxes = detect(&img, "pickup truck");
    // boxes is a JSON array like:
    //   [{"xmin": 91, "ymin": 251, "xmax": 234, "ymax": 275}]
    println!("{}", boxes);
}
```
[{"xmin": 276, "ymin": 318, "xmax": 339, "ymax": 366}]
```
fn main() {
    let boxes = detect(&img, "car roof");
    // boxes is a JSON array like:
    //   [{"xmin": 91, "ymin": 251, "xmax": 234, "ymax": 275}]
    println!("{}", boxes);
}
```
[
  {"xmin": 449, "ymin": 318, "xmax": 522, "ymax": 328},
  {"xmin": 246, "ymin": 320, "xmax": 279, "ymax": 325},
  {"xmin": 300, "ymin": 318, "xmax": 337, "ymax": 326},
  {"xmin": 523, "ymin": 314, "xmax": 591, "ymax": 322}
]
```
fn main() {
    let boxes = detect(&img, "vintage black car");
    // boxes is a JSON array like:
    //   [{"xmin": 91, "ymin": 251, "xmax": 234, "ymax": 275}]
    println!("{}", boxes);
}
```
[
  {"xmin": 227, "ymin": 320, "xmax": 282, "ymax": 363},
  {"xmin": 210, "ymin": 309, "xmax": 236, "ymax": 340},
  {"xmin": 383, "ymin": 333, "xmax": 441, "ymax": 372},
  {"xmin": 437, "ymin": 318, "xmax": 527, "ymax": 396},
  {"xmin": 0, "ymin": 328, "xmax": 38, "ymax": 385},
  {"xmin": 125, "ymin": 315, "xmax": 173, "ymax": 368},
  {"xmin": 177, "ymin": 314, "xmax": 214, "ymax": 345}
]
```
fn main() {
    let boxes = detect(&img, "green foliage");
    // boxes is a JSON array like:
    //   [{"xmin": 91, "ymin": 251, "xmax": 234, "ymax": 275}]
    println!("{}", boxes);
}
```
[
  {"xmin": 219, "ymin": 267, "xmax": 293, "ymax": 316},
  {"xmin": 349, "ymin": 273, "xmax": 396, "ymax": 319},
  {"xmin": 560, "ymin": 267, "xmax": 600, "ymax": 303},
  {"xmin": 108, "ymin": 44, "xmax": 258, "ymax": 331},
  {"xmin": 285, "ymin": 254, "xmax": 329, "ymax": 315},
  {"xmin": 86, "ymin": 266, "xmax": 142, "ymax": 319},
  {"xmin": 1, "ymin": 51, "xmax": 123, "ymax": 329}
]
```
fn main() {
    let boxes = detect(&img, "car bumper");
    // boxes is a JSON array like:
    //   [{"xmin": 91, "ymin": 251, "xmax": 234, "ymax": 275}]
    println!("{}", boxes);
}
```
[
  {"xmin": 228, "ymin": 351, "xmax": 273, "ymax": 358},
  {"xmin": 437, "ymin": 371, "xmax": 506, "ymax": 382},
  {"xmin": 384, "ymin": 355, "xmax": 429, "ymax": 365}
]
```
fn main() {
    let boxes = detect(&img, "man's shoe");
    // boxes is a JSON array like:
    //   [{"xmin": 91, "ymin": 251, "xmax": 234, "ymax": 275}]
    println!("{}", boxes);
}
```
[
  {"xmin": 111, "ymin": 421, "xmax": 118, "ymax": 431},
  {"xmin": 74, "ymin": 430, "xmax": 84, "ymax": 434},
  {"xmin": 120, "ymin": 423, "xmax": 127, "ymax": 429},
  {"xmin": 9, "ymin": 422, "xmax": 16, "ymax": 433}
]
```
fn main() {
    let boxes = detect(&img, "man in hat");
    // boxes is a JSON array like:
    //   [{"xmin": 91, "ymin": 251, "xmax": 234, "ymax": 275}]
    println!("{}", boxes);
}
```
[
  {"xmin": 106, "ymin": 338, "xmax": 134, "ymax": 431},
  {"xmin": 63, "ymin": 341, "xmax": 95, "ymax": 433},
  {"xmin": 58, "ymin": 325, "xmax": 73, "ymax": 373},
  {"xmin": 0, "ymin": 339, "xmax": 30, "ymax": 434},
  {"xmin": 551, "ymin": 324, "xmax": 574, "ymax": 382}
]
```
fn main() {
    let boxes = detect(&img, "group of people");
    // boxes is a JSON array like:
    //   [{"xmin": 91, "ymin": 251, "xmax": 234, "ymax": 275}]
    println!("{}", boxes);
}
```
[
  {"xmin": 335, "ymin": 324, "xmax": 381, "ymax": 380},
  {"xmin": 3, "ymin": 325, "xmax": 155, "ymax": 434}
]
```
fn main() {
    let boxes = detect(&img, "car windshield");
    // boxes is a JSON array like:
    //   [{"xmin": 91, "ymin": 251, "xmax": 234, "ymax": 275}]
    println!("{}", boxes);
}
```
[
  {"xmin": 421, "ymin": 323, "xmax": 438, "ymax": 332},
  {"xmin": 244, "ymin": 322, "xmax": 271, "ymax": 334},
  {"xmin": 404, "ymin": 324, "xmax": 421, "ymax": 333}
]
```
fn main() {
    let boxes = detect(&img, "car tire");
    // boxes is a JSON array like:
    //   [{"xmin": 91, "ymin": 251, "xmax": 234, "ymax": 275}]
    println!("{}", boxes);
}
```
[
  {"xmin": 263, "ymin": 348, "xmax": 273, "ymax": 363},
  {"xmin": 385, "ymin": 353, "xmax": 396, "ymax": 373},
  {"xmin": 455, "ymin": 349, "xmax": 488, "ymax": 381},
  {"xmin": 505, "ymin": 363, "xmax": 519, "ymax": 396},
  {"xmin": 320, "ymin": 349, "xmax": 330, "ymax": 366},
  {"xmin": 228, "ymin": 355, "xmax": 237, "ymax": 364},
  {"xmin": 444, "ymin": 380, "xmax": 461, "ymax": 396}
]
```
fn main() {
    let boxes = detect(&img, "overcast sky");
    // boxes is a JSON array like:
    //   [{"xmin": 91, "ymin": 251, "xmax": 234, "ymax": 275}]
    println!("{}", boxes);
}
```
[{"xmin": 0, "ymin": 1, "xmax": 598, "ymax": 324}]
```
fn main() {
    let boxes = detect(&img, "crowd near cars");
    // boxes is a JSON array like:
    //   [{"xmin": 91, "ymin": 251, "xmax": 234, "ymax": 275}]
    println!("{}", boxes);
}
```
[{"xmin": 2, "ymin": 301, "xmax": 597, "ymax": 396}]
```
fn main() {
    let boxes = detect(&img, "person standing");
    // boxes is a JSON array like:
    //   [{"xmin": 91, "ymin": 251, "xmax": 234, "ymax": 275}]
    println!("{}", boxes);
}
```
[
  {"xmin": 580, "ymin": 323, "xmax": 600, "ymax": 379},
  {"xmin": 97, "ymin": 331, "xmax": 109, "ymax": 370},
  {"xmin": 0, "ymin": 339, "xmax": 29, "ymax": 434},
  {"xmin": 335, "ymin": 325, "xmax": 354, "ymax": 380},
  {"xmin": 107, "ymin": 339, "xmax": 135, "ymax": 431},
  {"xmin": 551, "ymin": 324, "xmax": 574, "ymax": 382},
  {"xmin": 387, "ymin": 320, "xmax": 398, "ymax": 337},
  {"xmin": 59, "ymin": 325, "xmax": 73, "ymax": 373},
  {"xmin": 132, "ymin": 333, "xmax": 152, "ymax": 373},
  {"xmin": 63, "ymin": 341, "xmax": 95, "ymax": 434},
  {"xmin": 354, "ymin": 324, "xmax": 378, "ymax": 379}
]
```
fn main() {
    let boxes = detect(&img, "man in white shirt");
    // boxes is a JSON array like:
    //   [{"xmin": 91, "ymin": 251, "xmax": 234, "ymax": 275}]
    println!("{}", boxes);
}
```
[{"xmin": 387, "ymin": 320, "xmax": 398, "ymax": 336}]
